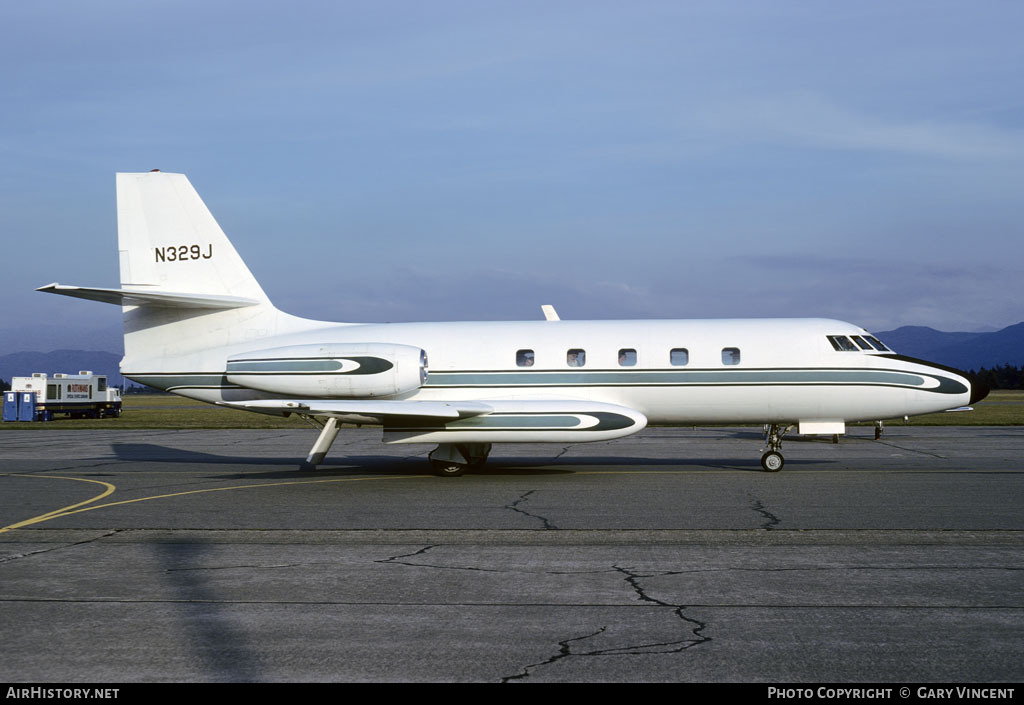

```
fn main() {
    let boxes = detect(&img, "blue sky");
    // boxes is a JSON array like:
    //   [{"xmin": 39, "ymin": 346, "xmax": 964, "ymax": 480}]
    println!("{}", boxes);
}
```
[{"xmin": 3, "ymin": 1, "xmax": 1022, "ymax": 351}]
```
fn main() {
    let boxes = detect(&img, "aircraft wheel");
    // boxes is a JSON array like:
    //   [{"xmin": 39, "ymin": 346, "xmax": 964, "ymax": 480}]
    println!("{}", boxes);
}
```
[
  {"xmin": 431, "ymin": 460, "xmax": 466, "ymax": 477},
  {"xmin": 760, "ymin": 451, "xmax": 784, "ymax": 472}
]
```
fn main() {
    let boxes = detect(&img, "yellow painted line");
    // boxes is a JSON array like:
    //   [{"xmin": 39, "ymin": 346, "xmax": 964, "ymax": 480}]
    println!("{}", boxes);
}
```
[
  {"xmin": 1, "ymin": 475, "xmax": 117, "ymax": 533},
  {"xmin": 0, "ymin": 474, "xmax": 412, "ymax": 532}
]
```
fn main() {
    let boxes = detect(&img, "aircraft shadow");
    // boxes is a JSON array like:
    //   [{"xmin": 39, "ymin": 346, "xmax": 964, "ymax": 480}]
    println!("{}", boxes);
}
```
[
  {"xmin": 112, "ymin": 442, "xmax": 302, "ymax": 465},
  {"xmin": 481, "ymin": 456, "xmax": 823, "ymax": 475},
  {"xmin": 110, "ymin": 442, "xmax": 824, "ymax": 480}
]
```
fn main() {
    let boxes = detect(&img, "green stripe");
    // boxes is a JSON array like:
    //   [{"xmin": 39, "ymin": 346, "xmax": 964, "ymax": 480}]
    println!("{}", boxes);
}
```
[
  {"xmin": 385, "ymin": 411, "xmax": 637, "ymax": 434},
  {"xmin": 426, "ymin": 369, "xmax": 926, "ymax": 386},
  {"xmin": 423, "ymin": 368, "xmax": 972, "ymax": 393},
  {"xmin": 125, "ymin": 367, "xmax": 968, "ymax": 395},
  {"xmin": 226, "ymin": 356, "xmax": 394, "ymax": 375},
  {"xmin": 227, "ymin": 360, "xmax": 345, "ymax": 373}
]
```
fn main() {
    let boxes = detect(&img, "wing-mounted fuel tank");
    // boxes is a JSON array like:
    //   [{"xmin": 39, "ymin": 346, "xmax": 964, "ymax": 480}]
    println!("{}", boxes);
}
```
[{"xmin": 226, "ymin": 343, "xmax": 427, "ymax": 398}]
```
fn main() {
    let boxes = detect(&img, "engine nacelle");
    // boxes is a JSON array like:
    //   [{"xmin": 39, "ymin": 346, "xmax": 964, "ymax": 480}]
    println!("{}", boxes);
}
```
[{"xmin": 226, "ymin": 343, "xmax": 427, "ymax": 398}]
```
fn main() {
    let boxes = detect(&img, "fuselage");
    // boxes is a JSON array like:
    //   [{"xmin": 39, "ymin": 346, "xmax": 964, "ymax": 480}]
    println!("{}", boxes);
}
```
[{"xmin": 126, "ymin": 316, "xmax": 977, "ymax": 426}]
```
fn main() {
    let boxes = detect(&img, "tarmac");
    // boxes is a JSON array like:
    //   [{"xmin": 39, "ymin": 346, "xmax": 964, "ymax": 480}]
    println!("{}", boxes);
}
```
[{"xmin": 1, "ymin": 425, "xmax": 1021, "ymax": 682}]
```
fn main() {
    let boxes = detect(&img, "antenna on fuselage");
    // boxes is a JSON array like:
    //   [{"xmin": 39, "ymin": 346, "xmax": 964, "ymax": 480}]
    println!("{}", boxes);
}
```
[{"xmin": 541, "ymin": 304, "xmax": 560, "ymax": 321}]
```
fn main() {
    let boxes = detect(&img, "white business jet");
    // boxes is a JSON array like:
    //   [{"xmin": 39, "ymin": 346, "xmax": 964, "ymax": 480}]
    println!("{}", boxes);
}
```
[{"xmin": 39, "ymin": 172, "xmax": 987, "ymax": 475}]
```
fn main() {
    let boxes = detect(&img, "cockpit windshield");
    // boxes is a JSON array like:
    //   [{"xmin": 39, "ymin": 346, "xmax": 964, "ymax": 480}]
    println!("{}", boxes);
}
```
[
  {"xmin": 863, "ymin": 335, "xmax": 890, "ymax": 351},
  {"xmin": 827, "ymin": 334, "xmax": 891, "ymax": 352}
]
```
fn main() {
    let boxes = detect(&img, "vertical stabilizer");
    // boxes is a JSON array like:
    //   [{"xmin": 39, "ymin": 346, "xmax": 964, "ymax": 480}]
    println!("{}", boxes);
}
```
[
  {"xmin": 116, "ymin": 171, "xmax": 270, "ymax": 303},
  {"xmin": 115, "ymin": 172, "xmax": 287, "ymax": 374},
  {"xmin": 40, "ymin": 171, "xmax": 338, "ymax": 397}
]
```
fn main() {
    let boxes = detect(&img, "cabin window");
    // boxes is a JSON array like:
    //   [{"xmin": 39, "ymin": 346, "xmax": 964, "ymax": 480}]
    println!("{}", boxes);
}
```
[
  {"xmin": 47, "ymin": 384, "xmax": 58, "ymax": 400},
  {"xmin": 618, "ymin": 348, "xmax": 637, "ymax": 366},
  {"xmin": 827, "ymin": 335, "xmax": 858, "ymax": 351},
  {"xmin": 670, "ymin": 348, "xmax": 689, "ymax": 366},
  {"xmin": 850, "ymin": 335, "xmax": 872, "ymax": 351},
  {"xmin": 97, "ymin": 377, "xmax": 107, "ymax": 392},
  {"xmin": 516, "ymin": 349, "xmax": 535, "ymax": 367},
  {"xmin": 864, "ymin": 335, "xmax": 890, "ymax": 352},
  {"xmin": 566, "ymin": 349, "xmax": 586, "ymax": 367},
  {"xmin": 722, "ymin": 347, "xmax": 741, "ymax": 365}
]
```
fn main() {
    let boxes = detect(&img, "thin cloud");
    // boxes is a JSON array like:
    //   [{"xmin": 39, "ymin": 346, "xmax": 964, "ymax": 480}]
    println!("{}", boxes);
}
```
[{"xmin": 692, "ymin": 94, "xmax": 1024, "ymax": 162}]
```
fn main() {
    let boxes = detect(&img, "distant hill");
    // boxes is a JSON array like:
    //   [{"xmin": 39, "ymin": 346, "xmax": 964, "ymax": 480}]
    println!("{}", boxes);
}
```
[
  {"xmin": 0, "ymin": 350, "xmax": 124, "ymax": 388},
  {"xmin": 876, "ymin": 322, "xmax": 1024, "ymax": 371},
  {"xmin": 0, "ymin": 324, "xmax": 122, "ymax": 355}
]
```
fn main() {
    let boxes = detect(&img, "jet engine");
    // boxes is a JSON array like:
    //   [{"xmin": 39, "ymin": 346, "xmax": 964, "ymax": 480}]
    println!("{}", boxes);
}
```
[{"xmin": 226, "ymin": 343, "xmax": 427, "ymax": 398}]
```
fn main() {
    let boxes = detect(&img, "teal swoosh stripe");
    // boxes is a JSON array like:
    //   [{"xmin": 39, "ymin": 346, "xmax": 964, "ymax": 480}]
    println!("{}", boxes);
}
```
[
  {"xmin": 226, "ymin": 356, "xmax": 394, "ymax": 375},
  {"xmin": 127, "ymin": 368, "xmax": 968, "ymax": 395},
  {"xmin": 386, "ymin": 411, "xmax": 638, "ymax": 433},
  {"xmin": 451, "ymin": 414, "xmax": 581, "ymax": 429},
  {"xmin": 426, "ymin": 369, "xmax": 926, "ymax": 386},
  {"xmin": 227, "ymin": 360, "xmax": 344, "ymax": 373},
  {"xmin": 424, "ymin": 368, "xmax": 969, "ymax": 394}
]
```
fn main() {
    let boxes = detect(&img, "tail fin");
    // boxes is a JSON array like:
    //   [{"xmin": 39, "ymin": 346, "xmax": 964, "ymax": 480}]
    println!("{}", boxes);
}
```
[
  {"xmin": 41, "ymin": 172, "xmax": 309, "ymax": 378},
  {"xmin": 41, "ymin": 172, "xmax": 339, "ymax": 381},
  {"xmin": 116, "ymin": 171, "xmax": 271, "ymax": 303}
]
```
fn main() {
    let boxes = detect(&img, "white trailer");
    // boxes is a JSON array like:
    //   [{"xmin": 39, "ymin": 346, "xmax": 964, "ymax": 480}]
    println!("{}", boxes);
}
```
[{"xmin": 3, "ymin": 371, "xmax": 122, "ymax": 421}]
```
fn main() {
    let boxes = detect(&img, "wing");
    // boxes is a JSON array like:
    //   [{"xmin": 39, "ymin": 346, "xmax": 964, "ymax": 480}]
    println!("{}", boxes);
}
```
[
  {"xmin": 227, "ymin": 398, "xmax": 492, "ymax": 420},
  {"xmin": 225, "ymin": 398, "xmax": 647, "ymax": 444}
]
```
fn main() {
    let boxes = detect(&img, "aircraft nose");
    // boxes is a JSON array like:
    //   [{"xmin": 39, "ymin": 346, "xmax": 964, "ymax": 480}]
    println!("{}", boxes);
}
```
[
  {"xmin": 883, "ymin": 353, "xmax": 988, "ymax": 405},
  {"xmin": 969, "ymin": 376, "xmax": 990, "ymax": 405}
]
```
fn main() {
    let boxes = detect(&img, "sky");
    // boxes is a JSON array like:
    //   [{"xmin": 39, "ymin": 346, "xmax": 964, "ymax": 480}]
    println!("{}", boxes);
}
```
[{"xmin": 2, "ymin": 1, "xmax": 1023, "ymax": 352}]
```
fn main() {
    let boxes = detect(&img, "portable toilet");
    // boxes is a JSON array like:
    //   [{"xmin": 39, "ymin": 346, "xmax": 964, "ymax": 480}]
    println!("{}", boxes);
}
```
[
  {"xmin": 2, "ymin": 391, "xmax": 17, "ymax": 421},
  {"xmin": 17, "ymin": 392, "xmax": 38, "ymax": 421}
]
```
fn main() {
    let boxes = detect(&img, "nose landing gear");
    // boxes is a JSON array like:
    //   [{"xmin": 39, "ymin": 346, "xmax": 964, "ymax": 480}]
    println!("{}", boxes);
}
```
[{"xmin": 761, "ymin": 424, "xmax": 793, "ymax": 472}]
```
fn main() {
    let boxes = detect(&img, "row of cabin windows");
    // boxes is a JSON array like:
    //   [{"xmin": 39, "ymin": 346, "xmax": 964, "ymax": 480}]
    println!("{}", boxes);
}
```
[
  {"xmin": 515, "ymin": 347, "xmax": 741, "ymax": 368},
  {"xmin": 827, "ymin": 334, "xmax": 889, "ymax": 352}
]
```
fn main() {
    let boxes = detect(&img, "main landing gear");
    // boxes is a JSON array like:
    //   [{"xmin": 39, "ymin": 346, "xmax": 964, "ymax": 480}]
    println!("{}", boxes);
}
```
[
  {"xmin": 761, "ymin": 424, "xmax": 793, "ymax": 472},
  {"xmin": 299, "ymin": 417, "xmax": 340, "ymax": 470},
  {"xmin": 428, "ymin": 443, "xmax": 492, "ymax": 477},
  {"xmin": 296, "ymin": 417, "xmax": 493, "ymax": 477}
]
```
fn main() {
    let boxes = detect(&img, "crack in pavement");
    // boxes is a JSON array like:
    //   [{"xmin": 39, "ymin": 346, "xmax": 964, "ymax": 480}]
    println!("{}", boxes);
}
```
[
  {"xmin": 501, "ymin": 626, "xmax": 608, "ymax": 682},
  {"xmin": 506, "ymin": 490, "xmax": 558, "ymax": 530},
  {"xmin": 3, "ymin": 461, "xmax": 123, "ymax": 475},
  {"xmin": 872, "ymin": 439, "xmax": 947, "ymax": 459},
  {"xmin": 613, "ymin": 564, "xmax": 711, "ymax": 652},
  {"xmin": 373, "ymin": 545, "xmax": 613, "ymax": 575},
  {"xmin": 0, "ymin": 529, "xmax": 121, "ymax": 564},
  {"xmin": 750, "ymin": 499, "xmax": 781, "ymax": 530},
  {"xmin": 500, "ymin": 564, "xmax": 711, "ymax": 681},
  {"xmin": 552, "ymin": 446, "xmax": 572, "ymax": 460},
  {"xmin": 374, "ymin": 545, "xmax": 504, "ymax": 574}
]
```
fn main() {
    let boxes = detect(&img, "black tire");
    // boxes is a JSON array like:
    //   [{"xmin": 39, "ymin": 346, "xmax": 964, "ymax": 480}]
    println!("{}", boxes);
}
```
[
  {"xmin": 760, "ymin": 451, "xmax": 784, "ymax": 472},
  {"xmin": 431, "ymin": 460, "xmax": 466, "ymax": 477}
]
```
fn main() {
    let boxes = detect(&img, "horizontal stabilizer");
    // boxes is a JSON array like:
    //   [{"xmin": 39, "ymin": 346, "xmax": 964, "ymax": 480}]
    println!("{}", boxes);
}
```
[
  {"xmin": 225, "ymin": 399, "xmax": 494, "ymax": 419},
  {"xmin": 37, "ymin": 283, "xmax": 262, "ymax": 309}
]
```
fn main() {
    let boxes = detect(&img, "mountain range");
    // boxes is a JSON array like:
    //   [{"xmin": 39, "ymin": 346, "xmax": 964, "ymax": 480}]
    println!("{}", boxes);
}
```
[
  {"xmin": 1, "ymin": 322, "xmax": 1021, "ymax": 388},
  {"xmin": 875, "ymin": 322, "xmax": 1024, "ymax": 371}
]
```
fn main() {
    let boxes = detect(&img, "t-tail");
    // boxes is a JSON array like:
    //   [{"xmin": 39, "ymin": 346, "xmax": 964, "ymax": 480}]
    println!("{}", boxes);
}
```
[{"xmin": 38, "ymin": 171, "xmax": 330, "ymax": 378}]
